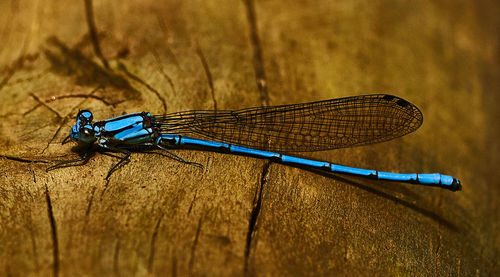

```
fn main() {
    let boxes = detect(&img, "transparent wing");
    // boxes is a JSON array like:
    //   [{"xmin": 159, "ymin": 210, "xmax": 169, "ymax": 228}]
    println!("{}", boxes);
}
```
[{"xmin": 153, "ymin": 94, "xmax": 423, "ymax": 152}]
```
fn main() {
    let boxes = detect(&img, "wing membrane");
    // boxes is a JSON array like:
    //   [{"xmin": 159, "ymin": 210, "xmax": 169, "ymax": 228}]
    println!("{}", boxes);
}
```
[{"xmin": 153, "ymin": 94, "xmax": 423, "ymax": 152}]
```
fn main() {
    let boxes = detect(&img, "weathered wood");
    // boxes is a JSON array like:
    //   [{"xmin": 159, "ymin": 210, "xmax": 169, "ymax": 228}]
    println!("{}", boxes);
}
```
[{"xmin": 1, "ymin": 0, "xmax": 499, "ymax": 276}]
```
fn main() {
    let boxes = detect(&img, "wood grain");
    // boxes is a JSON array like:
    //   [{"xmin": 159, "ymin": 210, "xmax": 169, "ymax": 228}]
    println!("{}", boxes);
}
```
[{"xmin": 0, "ymin": 0, "xmax": 499, "ymax": 276}]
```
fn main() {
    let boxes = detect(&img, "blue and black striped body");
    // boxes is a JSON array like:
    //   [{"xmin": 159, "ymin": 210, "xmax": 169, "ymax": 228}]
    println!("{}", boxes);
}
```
[
  {"xmin": 159, "ymin": 134, "xmax": 460, "ymax": 191},
  {"xmin": 93, "ymin": 112, "xmax": 157, "ymax": 147},
  {"xmin": 52, "ymin": 94, "xmax": 461, "ymax": 191}
]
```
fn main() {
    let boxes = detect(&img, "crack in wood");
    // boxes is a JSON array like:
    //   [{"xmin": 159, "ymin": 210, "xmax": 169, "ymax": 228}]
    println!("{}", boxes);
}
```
[
  {"xmin": 83, "ymin": 0, "xmax": 109, "ymax": 69},
  {"xmin": 244, "ymin": 161, "xmax": 270, "ymax": 273},
  {"xmin": 41, "ymin": 117, "xmax": 69, "ymax": 154},
  {"xmin": 85, "ymin": 185, "xmax": 97, "ymax": 217},
  {"xmin": 195, "ymin": 44, "xmax": 217, "ymax": 111},
  {"xmin": 187, "ymin": 190, "xmax": 198, "ymax": 215},
  {"xmin": 24, "ymin": 92, "xmax": 124, "ymax": 116},
  {"xmin": 29, "ymin": 93, "xmax": 63, "ymax": 119},
  {"xmin": 152, "ymin": 48, "xmax": 177, "ymax": 96},
  {"xmin": 45, "ymin": 184, "xmax": 59, "ymax": 277},
  {"xmin": 40, "ymin": 85, "xmax": 103, "ymax": 153},
  {"xmin": 188, "ymin": 216, "xmax": 203, "ymax": 274},
  {"xmin": 28, "ymin": 169, "xmax": 40, "ymax": 272},
  {"xmin": 242, "ymin": 0, "xmax": 269, "ymax": 107},
  {"xmin": 29, "ymin": 168, "xmax": 37, "ymax": 184},
  {"xmin": 100, "ymin": 177, "xmax": 112, "ymax": 199},
  {"xmin": 118, "ymin": 62, "xmax": 168, "ymax": 115},
  {"xmin": 0, "ymin": 155, "xmax": 49, "ymax": 164}
]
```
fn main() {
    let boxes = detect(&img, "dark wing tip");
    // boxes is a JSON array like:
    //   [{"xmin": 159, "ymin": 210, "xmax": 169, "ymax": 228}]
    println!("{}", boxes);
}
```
[{"xmin": 381, "ymin": 94, "xmax": 423, "ymax": 131}]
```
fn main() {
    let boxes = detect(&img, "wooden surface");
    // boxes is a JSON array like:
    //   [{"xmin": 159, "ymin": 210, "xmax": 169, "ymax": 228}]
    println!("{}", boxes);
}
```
[{"xmin": 1, "ymin": 0, "xmax": 499, "ymax": 276}]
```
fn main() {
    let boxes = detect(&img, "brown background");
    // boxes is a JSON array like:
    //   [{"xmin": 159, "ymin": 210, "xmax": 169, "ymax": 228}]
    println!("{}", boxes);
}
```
[{"xmin": 1, "ymin": 0, "xmax": 499, "ymax": 276}]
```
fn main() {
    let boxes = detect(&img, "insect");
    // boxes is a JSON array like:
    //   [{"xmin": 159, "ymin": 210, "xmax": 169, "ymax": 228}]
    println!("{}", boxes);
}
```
[{"xmin": 46, "ymin": 94, "xmax": 461, "ymax": 191}]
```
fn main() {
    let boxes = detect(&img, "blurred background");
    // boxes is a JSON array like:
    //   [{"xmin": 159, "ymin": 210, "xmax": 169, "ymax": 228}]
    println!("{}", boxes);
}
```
[{"xmin": 0, "ymin": 0, "xmax": 499, "ymax": 275}]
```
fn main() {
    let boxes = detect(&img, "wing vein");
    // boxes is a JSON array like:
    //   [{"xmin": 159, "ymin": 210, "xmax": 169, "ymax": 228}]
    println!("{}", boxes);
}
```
[{"xmin": 153, "ymin": 94, "xmax": 423, "ymax": 152}]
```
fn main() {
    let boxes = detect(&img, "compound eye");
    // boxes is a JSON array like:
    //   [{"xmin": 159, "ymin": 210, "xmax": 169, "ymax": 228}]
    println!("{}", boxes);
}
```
[
  {"xmin": 77, "ymin": 110, "xmax": 93, "ymax": 124},
  {"xmin": 82, "ymin": 127, "xmax": 94, "ymax": 137},
  {"xmin": 79, "ymin": 126, "xmax": 96, "ymax": 143}
]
